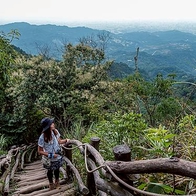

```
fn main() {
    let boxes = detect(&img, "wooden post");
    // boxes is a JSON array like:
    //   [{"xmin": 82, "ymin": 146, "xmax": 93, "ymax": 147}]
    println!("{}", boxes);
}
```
[
  {"xmin": 113, "ymin": 144, "xmax": 133, "ymax": 194},
  {"xmin": 90, "ymin": 137, "xmax": 100, "ymax": 151},
  {"xmin": 87, "ymin": 137, "xmax": 100, "ymax": 196},
  {"xmin": 113, "ymin": 144, "xmax": 131, "ymax": 161},
  {"xmin": 64, "ymin": 144, "xmax": 73, "ymax": 181}
]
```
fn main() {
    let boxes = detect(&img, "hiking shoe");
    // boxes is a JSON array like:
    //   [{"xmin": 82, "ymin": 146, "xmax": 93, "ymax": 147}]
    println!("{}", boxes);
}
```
[
  {"xmin": 55, "ymin": 181, "xmax": 61, "ymax": 189},
  {"xmin": 49, "ymin": 183, "xmax": 55, "ymax": 190}
]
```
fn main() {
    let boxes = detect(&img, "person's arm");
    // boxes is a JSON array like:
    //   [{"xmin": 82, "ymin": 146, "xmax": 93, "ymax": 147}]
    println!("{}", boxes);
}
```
[
  {"xmin": 54, "ymin": 129, "xmax": 70, "ymax": 144},
  {"xmin": 38, "ymin": 145, "xmax": 58, "ymax": 158},
  {"xmin": 58, "ymin": 138, "xmax": 70, "ymax": 144}
]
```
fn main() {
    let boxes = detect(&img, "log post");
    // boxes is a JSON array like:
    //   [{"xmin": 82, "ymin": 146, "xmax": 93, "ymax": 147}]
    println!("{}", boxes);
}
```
[
  {"xmin": 64, "ymin": 144, "xmax": 73, "ymax": 181},
  {"xmin": 90, "ymin": 137, "xmax": 100, "ymax": 151},
  {"xmin": 3, "ymin": 173, "xmax": 10, "ymax": 196},
  {"xmin": 113, "ymin": 144, "xmax": 131, "ymax": 161},
  {"xmin": 87, "ymin": 137, "xmax": 100, "ymax": 196},
  {"xmin": 10, "ymin": 150, "xmax": 22, "ymax": 180},
  {"xmin": 28, "ymin": 147, "xmax": 35, "ymax": 163},
  {"xmin": 112, "ymin": 144, "xmax": 133, "ymax": 193}
]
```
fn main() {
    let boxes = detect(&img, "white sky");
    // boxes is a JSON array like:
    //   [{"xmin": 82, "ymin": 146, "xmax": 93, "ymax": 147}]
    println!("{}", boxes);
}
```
[{"xmin": 1, "ymin": 0, "xmax": 196, "ymax": 25}]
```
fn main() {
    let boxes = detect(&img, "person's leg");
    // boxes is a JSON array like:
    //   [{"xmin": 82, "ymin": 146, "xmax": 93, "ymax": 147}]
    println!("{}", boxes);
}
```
[
  {"xmin": 54, "ymin": 168, "xmax": 59, "ymax": 180},
  {"xmin": 54, "ymin": 168, "xmax": 60, "ymax": 189},
  {"xmin": 47, "ymin": 169, "xmax": 54, "ymax": 190}
]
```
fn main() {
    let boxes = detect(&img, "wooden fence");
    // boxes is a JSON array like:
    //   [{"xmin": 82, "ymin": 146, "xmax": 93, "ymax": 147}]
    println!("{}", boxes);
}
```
[
  {"xmin": 1, "ymin": 138, "xmax": 196, "ymax": 196},
  {"xmin": 0, "ymin": 143, "xmax": 37, "ymax": 195}
]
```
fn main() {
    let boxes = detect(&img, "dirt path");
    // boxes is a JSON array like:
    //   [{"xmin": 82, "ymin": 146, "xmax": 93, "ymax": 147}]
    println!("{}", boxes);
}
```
[{"xmin": 9, "ymin": 160, "xmax": 76, "ymax": 196}]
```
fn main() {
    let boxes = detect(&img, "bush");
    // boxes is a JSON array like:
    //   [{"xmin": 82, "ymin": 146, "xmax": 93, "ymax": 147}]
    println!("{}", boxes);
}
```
[{"xmin": 83, "ymin": 112, "xmax": 147, "ymax": 160}]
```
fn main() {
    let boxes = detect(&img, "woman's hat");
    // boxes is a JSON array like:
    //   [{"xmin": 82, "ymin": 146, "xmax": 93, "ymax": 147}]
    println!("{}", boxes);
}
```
[{"xmin": 41, "ymin": 117, "xmax": 54, "ymax": 132}]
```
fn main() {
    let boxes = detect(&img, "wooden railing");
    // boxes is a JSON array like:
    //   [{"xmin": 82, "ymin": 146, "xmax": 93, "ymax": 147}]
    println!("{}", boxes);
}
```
[
  {"xmin": 2, "ymin": 138, "xmax": 196, "ymax": 196},
  {"xmin": 0, "ymin": 143, "xmax": 37, "ymax": 195}
]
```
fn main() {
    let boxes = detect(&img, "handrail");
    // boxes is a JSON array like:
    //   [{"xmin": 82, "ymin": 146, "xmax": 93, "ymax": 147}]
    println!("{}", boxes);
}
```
[
  {"xmin": 62, "ymin": 140, "xmax": 196, "ymax": 196},
  {"xmin": 0, "ymin": 144, "xmax": 37, "ymax": 195},
  {"xmin": 1, "ymin": 139, "xmax": 196, "ymax": 196}
]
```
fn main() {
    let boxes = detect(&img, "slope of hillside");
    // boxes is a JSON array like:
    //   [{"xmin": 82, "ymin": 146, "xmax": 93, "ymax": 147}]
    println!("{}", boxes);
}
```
[
  {"xmin": 1, "ymin": 22, "xmax": 196, "ymax": 80},
  {"xmin": 1, "ymin": 22, "xmax": 101, "ymax": 56}
]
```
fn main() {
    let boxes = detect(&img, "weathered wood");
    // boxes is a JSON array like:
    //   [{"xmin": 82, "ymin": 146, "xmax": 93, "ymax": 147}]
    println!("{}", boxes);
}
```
[
  {"xmin": 23, "ymin": 167, "xmax": 44, "ymax": 173},
  {"xmin": 0, "ymin": 144, "xmax": 40, "ymax": 196},
  {"xmin": 25, "ymin": 160, "xmax": 41, "ymax": 166},
  {"xmin": 85, "ymin": 143, "xmax": 104, "ymax": 165},
  {"xmin": 14, "ymin": 179, "xmax": 66, "ymax": 194},
  {"xmin": 0, "ymin": 148, "xmax": 17, "ymax": 167},
  {"xmin": 0, "ymin": 148, "xmax": 16, "ymax": 194},
  {"xmin": 87, "ymin": 137, "xmax": 101, "ymax": 196},
  {"xmin": 64, "ymin": 139, "xmax": 84, "ymax": 154},
  {"xmin": 10, "ymin": 156, "xmax": 75, "ymax": 195},
  {"xmin": 0, "ymin": 163, "xmax": 10, "ymax": 194},
  {"xmin": 113, "ymin": 144, "xmax": 133, "ymax": 194},
  {"xmin": 63, "ymin": 156, "xmax": 89, "ymax": 195},
  {"xmin": 15, "ymin": 187, "xmax": 49, "ymax": 196},
  {"xmin": 13, "ymin": 183, "xmax": 74, "ymax": 196},
  {"xmin": 63, "ymin": 143, "xmax": 73, "ymax": 180},
  {"xmin": 15, "ymin": 169, "xmax": 45, "ymax": 176},
  {"xmin": 0, "ymin": 158, "xmax": 9, "ymax": 169},
  {"xmin": 21, "ymin": 144, "xmax": 36, "ymax": 169},
  {"xmin": 52, "ymin": 187, "xmax": 76, "ymax": 196},
  {"xmin": 20, "ymin": 146, "xmax": 28, "ymax": 169},
  {"xmin": 113, "ymin": 144, "xmax": 131, "ymax": 161},
  {"xmin": 90, "ymin": 137, "xmax": 100, "ymax": 151},
  {"xmin": 17, "ymin": 177, "xmax": 47, "ymax": 187},
  {"xmin": 34, "ymin": 183, "xmax": 74, "ymax": 196},
  {"xmin": 14, "ymin": 172, "xmax": 45, "ymax": 182},
  {"xmin": 98, "ymin": 190, "xmax": 107, "ymax": 196},
  {"xmin": 9, "ymin": 140, "xmax": 196, "ymax": 196},
  {"xmin": 106, "ymin": 157, "xmax": 196, "ymax": 179},
  {"xmin": 24, "ymin": 167, "xmax": 43, "ymax": 172},
  {"xmin": 59, "ymin": 166, "xmax": 68, "ymax": 180},
  {"xmin": 87, "ymin": 158, "xmax": 133, "ymax": 196},
  {"xmin": 10, "ymin": 151, "xmax": 21, "ymax": 180},
  {"xmin": 3, "ymin": 173, "xmax": 10, "ymax": 196},
  {"xmin": 28, "ymin": 148, "xmax": 33, "ymax": 162},
  {"xmin": 85, "ymin": 143, "xmax": 106, "ymax": 177},
  {"xmin": 62, "ymin": 140, "xmax": 85, "ymax": 181}
]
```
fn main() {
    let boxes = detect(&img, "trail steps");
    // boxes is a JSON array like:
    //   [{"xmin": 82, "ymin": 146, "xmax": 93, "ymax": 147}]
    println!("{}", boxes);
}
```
[{"xmin": 9, "ymin": 160, "xmax": 76, "ymax": 196}]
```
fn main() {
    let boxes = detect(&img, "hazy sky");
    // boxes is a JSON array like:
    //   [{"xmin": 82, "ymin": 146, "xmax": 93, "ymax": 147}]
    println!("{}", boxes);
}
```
[{"xmin": 1, "ymin": 0, "xmax": 196, "ymax": 25}]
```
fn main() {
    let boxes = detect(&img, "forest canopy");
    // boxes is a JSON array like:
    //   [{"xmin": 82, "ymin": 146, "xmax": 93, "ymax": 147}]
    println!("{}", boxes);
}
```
[{"xmin": 1, "ymin": 29, "xmax": 196, "ymax": 194}]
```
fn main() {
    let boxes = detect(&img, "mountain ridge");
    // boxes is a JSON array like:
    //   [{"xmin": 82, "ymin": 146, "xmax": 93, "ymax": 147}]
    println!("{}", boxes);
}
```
[{"xmin": 1, "ymin": 22, "xmax": 196, "ymax": 80}]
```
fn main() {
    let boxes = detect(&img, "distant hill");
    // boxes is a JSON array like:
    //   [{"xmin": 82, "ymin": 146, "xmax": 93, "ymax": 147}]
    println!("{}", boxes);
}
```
[
  {"xmin": 0, "ymin": 22, "xmax": 101, "ymax": 58},
  {"xmin": 1, "ymin": 22, "xmax": 196, "ymax": 80}
]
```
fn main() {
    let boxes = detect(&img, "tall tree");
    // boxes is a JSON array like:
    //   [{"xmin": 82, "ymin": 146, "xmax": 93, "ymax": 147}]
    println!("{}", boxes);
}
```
[
  {"xmin": 126, "ymin": 73, "xmax": 182, "ymax": 127},
  {"xmin": 12, "ymin": 42, "xmax": 112, "ymax": 143},
  {"xmin": 0, "ymin": 30, "xmax": 21, "ymax": 144},
  {"xmin": 0, "ymin": 31, "xmax": 18, "ymax": 106}
]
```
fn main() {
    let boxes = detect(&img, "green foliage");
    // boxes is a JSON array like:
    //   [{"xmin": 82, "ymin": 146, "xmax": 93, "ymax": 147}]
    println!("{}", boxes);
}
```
[
  {"xmin": 126, "ymin": 73, "xmax": 183, "ymax": 127},
  {"xmin": 136, "ymin": 117, "xmax": 196, "ymax": 194},
  {"xmin": 86, "ymin": 80, "xmax": 136, "ymax": 121},
  {"xmin": 0, "ymin": 30, "xmax": 22, "ymax": 143},
  {"xmin": 7, "ymin": 42, "xmax": 112, "ymax": 143},
  {"xmin": 155, "ymin": 97, "xmax": 182, "ymax": 124},
  {"xmin": 139, "ymin": 182, "xmax": 185, "ymax": 195},
  {"xmin": 142, "ymin": 126, "xmax": 176, "ymax": 158},
  {"xmin": 175, "ymin": 115, "xmax": 196, "ymax": 160},
  {"xmin": 178, "ymin": 114, "xmax": 196, "ymax": 131},
  {"xmin": 0, "ymin": 30, "xmax": 19, "ymax": 105},
  {"xmin": 83, "ymin": 112, "xmax": 147, "ymax": 160},
  {"xmin": 65, "ymin": 120, "xmax": 95, "ymax": 141},
  {"xmin": 2, "ymin": 29, "xmax": 196, "ymax": 195},
  {"xmin": 0, "ymin": 134, "xmax": 8, "ymax": 155}
]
